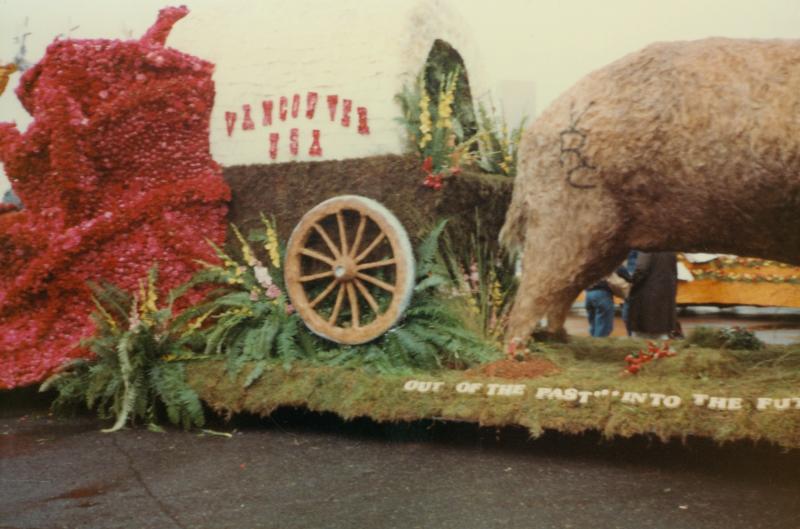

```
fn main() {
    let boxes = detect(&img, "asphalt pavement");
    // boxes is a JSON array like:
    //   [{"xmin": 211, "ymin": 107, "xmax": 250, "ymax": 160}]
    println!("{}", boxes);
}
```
[{"xmin": 1, "ymin": 389, "xmax": 799, "ymax": 529}]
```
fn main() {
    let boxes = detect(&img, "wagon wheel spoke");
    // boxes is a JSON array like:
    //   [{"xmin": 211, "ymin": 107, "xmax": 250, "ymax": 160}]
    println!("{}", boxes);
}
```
[
  {"xmin": 300, "ymin": 248, "xmax": 335, "ymax": 266},
  {"xmin": 346, "ymin": 282, "xmax": 360, "ymax": 328},
  {"xmin": 357, "ymin": 258, "xmax": 396, "ymax": 271},
  {"xmin": 354, "ymin": 278, "xmax": 379, "ymax": 313},
  {"xmin": 336, "ymin": 211, "xmax": 349, "ymax": 256},
  {"xmin": 328, "ymin": 284, "xmax": 345, "ymax": 324},
  {"xmin": 355, "ymin": 232, "xmax": 386, "ymax": 263},
  {"xmin": 300, "ymin": 270, "xmax": 334, "ymax": 282},
  {"xmin": 350, "ymin": 213, "xmax": 367, "ymax": 258},
  {"xmin": 313, "ymin": 222, "xmax": 341, "ymax": 259},
  {"xmin": 356, "ymin": 272, "xmax": 395, "ymax": 293},
  {"xmin": 310, "ymin": 279, "xmax": 338, "ymax": 308}
]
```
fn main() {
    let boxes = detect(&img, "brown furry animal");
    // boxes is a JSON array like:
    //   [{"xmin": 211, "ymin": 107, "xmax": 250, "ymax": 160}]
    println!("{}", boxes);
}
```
[{"xmin": 501, "ymin": 38, "xmax": 800, "ymax": 343}]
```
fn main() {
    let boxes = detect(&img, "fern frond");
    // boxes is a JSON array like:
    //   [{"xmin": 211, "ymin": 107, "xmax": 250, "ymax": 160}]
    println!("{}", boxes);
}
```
[{"xmin": 416, "ymin": 219, "xmax": 448, "ymax": 278}]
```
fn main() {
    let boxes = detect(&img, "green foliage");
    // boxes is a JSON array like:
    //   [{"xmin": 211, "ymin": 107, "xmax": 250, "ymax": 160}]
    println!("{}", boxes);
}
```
[
  {"xmin": 685, "ymin": 326, "xmax": 725, "ymax": 348},
  {"xmin": 719, "ymin": 326, "xmax": 765, "ymax": 350},
  {"xmin": 395, "ymin": 66, "xmax": 476, "ymax": 176},
  {"xmin": 187, "ymin": 218, "xmax": 304, "ymax": 384},
  {"xmin": 192, "ymin": 217, "xmax": 498, "ymax": 382},
  {"xmin": 360, "ymin": 218, "xmax": 499, "ymax": 371},
  {"xmin": 395, "ymin": 51, "xmax": 527, "ymax": 178},
  {"xmin": 42, "ymin": 267, "xmax": 206, "ymax": 431},
  {"xmin": 439, "ymin": 216, "xmax": 518, "ymax": 338},
  {"xmin": 305, "ymin": 221, "xmax": 497, "ymax": 373},
  {"xmin": 686, "ymin": 325, "xmax": 765, "ymax": 351},
  {"xmin": 475, "ymin": 98, "xmax": 526, "ymax": 177}
]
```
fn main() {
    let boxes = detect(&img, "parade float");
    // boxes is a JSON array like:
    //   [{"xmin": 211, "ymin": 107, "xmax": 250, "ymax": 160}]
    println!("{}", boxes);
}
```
[{"xmin": 1, "ymin": 4, "xmax": 799, "ymax": 448}]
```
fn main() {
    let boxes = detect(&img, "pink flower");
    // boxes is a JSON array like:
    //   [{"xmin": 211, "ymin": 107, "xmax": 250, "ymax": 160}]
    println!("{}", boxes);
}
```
[{"xmin": 266, "ymin": 283, "xmax": 281, "ymax": 299}]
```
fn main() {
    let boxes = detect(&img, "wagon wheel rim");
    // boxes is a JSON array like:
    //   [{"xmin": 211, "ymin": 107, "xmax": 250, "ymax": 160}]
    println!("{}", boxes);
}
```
[{"xmin": 285, "ymin": 195, "xmax": 415, "ymax": 344}]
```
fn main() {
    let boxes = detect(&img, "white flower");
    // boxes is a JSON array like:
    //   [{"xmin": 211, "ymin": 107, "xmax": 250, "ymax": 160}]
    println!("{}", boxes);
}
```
[{"xmin": 253, "ymin": 265, "xmax": 273, "ymax": 289}]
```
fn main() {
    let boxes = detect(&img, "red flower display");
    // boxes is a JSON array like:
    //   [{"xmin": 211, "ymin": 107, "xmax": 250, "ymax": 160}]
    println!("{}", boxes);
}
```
[
  {"xmin": 623, "ymin": 341, "xmax": 676, "ymax": 374},
  {"xmin": 0, "ymin": 6, "xmax": 230, "ymax": 388}
]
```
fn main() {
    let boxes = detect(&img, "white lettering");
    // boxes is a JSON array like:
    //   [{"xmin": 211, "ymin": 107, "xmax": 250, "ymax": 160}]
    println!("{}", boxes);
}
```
[
  {"xmin": 455, "ymin": 381, "xmax": 483, "ymax": 394},
  {"xmin": 726, "ymin": 397, "xmax": 742, "ymax": 410},
  {"xmin": 563, "ymin": 388, "xmax": 578, "ymax": 401},
  {"xmin": 403, "ymin": 380, "xmax": 445, "ymax": 393},
  {"xmin": 621, "ymin": 392, "xmax": 648, "ymax": 405}
]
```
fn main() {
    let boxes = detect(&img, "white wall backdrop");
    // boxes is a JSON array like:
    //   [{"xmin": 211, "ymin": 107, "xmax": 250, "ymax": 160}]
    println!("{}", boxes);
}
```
[{"xmin": 1, "ymin": 0, "xmax": 800, "ymax": 195}]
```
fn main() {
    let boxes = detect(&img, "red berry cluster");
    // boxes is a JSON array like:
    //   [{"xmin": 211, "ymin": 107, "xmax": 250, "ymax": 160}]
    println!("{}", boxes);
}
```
[
  {"xmin": 0, "ymin": 7, "xmax": 230, "ymax": 388},
  {"xmin": 624, "ymin": 341, "xmax": 676, "ymax": 375},
  {"xmin": 421, "ymin": 156, "xmax": 460, "ymax": 191},
  {"xmin": 423, "ymin": 172, "xmax": 443, "ymax": 191}
]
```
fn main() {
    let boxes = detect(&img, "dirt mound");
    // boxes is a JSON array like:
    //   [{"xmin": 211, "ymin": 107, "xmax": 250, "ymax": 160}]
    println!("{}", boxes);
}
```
[{"xmin": 466, "ymin": 357, "xmax": 560, "ymax": 379}]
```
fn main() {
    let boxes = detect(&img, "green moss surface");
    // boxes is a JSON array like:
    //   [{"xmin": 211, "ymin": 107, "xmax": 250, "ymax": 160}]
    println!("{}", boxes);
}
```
[{"xmin": 186, "ymin": 338, "xmax": 800, "ymax": 450}]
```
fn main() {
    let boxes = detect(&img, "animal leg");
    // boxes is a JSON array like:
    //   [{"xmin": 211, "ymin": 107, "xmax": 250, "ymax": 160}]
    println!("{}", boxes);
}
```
[{"xmin": 506, "ymin": 225, "xmax": 627, "ymax": 345}]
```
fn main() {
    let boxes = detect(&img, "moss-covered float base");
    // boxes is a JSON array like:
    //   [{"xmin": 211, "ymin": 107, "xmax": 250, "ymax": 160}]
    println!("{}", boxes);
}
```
[{"xmin": 186, "ymin": 338, "xmax": 800, "ymax": 450}]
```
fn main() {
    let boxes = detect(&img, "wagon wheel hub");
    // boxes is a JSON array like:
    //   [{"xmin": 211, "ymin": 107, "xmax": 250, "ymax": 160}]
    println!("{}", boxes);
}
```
[{"xmin": 333, "ymin": 258, "xmax": 356, "ymax": 281}]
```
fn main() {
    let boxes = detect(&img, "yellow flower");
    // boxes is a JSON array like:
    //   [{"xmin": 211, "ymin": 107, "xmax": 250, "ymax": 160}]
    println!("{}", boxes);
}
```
[
  {"xmin": 418, "ymin": 79, "xmax": 433, "ymax": 150},
  {"xmin": 91, "ymin": 295, "xmax": 117, "ymax": 330},
  {"xmin": 259, "ymin": 214, "xmax": 281, "ymax": 268},
  {"xmin": 144, "ymin": 272, "xmax": 158, "ymax": 314},
  {"xmin": 232, "ymin": 224, "xmax": 257, "ymax": 266},
  {"xmin": 436, "ymin": 73, "xmax": 458, "ymax": 129},
  {"xmin": 491, "ymin": 279, "xmax": 504, "ymax": 311},
  {"xmin": 436, "ymin": 92, "xmax": 454, "ymax": 129},
  {"xmin": 266, "ymin": 231, "xmax": 280, "ymax": 269},
  {"xmin": 466, "ymin": 295, "xmax": 479, "ymax": 316},
  {"xmin": 221, "ymin": 254, "xmax": 239, "ymax": 272},
  {"xmin": 182, "ymin": 308, "xmax": 216, "ymax": 336},
  {"xmin": 136, "ymin": 272, "xmax": 159, "ymax": 324}
]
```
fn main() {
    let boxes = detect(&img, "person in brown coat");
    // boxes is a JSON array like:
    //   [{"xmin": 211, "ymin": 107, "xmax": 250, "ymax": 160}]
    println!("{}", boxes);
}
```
[{"xmin": 628, "ymin": 252, "xmax": 678, "ymax": 339}]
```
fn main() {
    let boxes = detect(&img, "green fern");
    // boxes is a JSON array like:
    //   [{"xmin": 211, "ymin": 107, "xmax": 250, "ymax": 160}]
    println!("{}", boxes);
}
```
[
  {"xmin": 43, "ymin": 267, "xmax": 206, "ymax": 431},
  {"xmin": 184, "ymin": 216, "xmax": 498, "ymax": 384},
  {"xmin": 294, "ymin": 219, "xmax": 499, "ymax": 373}
]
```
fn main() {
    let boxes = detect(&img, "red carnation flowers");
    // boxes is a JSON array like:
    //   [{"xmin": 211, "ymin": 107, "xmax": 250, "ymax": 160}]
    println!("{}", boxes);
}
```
[{"xmin": 0, "ymin": 7, "xmax": 230, "ymax": 388}]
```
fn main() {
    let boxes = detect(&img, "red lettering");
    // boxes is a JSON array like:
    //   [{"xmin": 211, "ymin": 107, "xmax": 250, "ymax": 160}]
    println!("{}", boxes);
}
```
[
  {"xmin": 269, "ymin": 132, "xmax": 279, "ymax": 160},
  {"xmin": 306, "ymin": 92, "xmax": 318, "ymax": 119},
  {"xmin": 225, "ymin": 111, "xmax": 237, "ymax": 136},
  {"xmin": 262, "ymin": 100, "xmax": 273, "ymax": 126},
  {"xmin": 327, "ymin": 95, "xmax": 338, "ymax": 121},
  {"xmin": 309, "ymin": 129, "xmax": 322, "ymax": 157},
  {"xmin": 279, "ymin": 96, "xmax": 288, "ymax": 121},
  {"xmin": 291, "ymin": 94, "xmax": 300, "ymax": 118},
  {"xmin": 290, "ymin": 128, "xmax": 299, "ymax": 155},
  {"xmin": 357, "ymin": 106, "xmax": 369, "ymax": 135},
  {"xmin": 341, "ymin": 99, "xmax": 352, "ymax": 127},
  {"xmin": 241, "ymin": 104, "xmax": 254, "ymax": 130}
]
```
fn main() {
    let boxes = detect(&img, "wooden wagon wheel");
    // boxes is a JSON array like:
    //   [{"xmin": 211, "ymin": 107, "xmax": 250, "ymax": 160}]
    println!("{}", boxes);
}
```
[{"xmin": 284, "ymin": 195, "xmax": 415, "ymax": 344}]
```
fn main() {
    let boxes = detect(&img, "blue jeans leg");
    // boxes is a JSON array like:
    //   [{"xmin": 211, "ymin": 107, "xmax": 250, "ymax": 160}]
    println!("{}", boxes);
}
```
[
  {"xmin": 622, "ymin": 299, "xmax": 631, "ymax": 336},
  {"xmin": 586, "ymin": 290, "xmax": 615, "ymax": 337}
]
